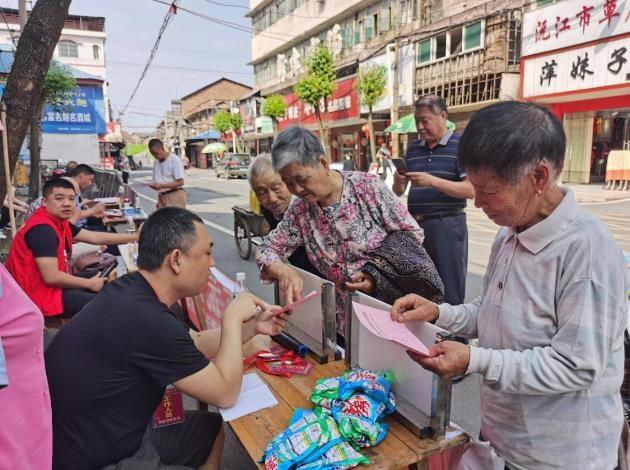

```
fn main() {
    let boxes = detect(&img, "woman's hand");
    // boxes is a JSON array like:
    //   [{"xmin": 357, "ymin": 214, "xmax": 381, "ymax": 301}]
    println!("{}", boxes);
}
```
[
  {"xmin": 278, "ymin": 265, "xmax": 303, "ymax": 305},
  {"xmin": 345, "ymin": 272, "xmax": 375, "ymax": 294},
  {"xmin": 390, "ymin": 294, "xmax": 439, "ymax": 323},
  {"xmin": 407, "ymin": 341, "xmax": 470, "ymax": 380}
]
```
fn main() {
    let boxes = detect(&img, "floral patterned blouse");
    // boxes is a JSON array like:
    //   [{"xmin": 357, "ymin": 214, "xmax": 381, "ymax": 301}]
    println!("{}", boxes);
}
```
[{"xmin": 256, "ymin": 171, "xmax": 424, "ymax": 334}]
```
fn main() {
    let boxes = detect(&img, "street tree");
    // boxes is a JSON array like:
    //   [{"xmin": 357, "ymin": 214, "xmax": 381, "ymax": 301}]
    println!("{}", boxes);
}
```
[
  {"xmin": 261, "ymin": 94, "xmax": 286, "ymax": 137},
  {"xmin": 214, "ymin": 109, "xmax": 242, "ymax": 153},
  {"xmin": 230, "ymin": 112, "xmax": 243, "ymax": 153},
  {"xmin": 294, "ymin": 44, "xmax": 335, "ymax": 154},
  {"xmin": 27, "ymin": 62, "xmax": 76, "ymax": 199},
  {"xmin": 0, "ymin": 0, "xmax": 72, "ymax": 206},
  {"xmin": 355, "ymin": 65, "xmax": 387, "ymax": 163}
]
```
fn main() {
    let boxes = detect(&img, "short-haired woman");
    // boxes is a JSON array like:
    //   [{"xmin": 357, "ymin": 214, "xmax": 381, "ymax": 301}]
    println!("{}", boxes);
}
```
[{"xmin": 256, "ymin": 126, "xmax": 444, "ymax": 335}]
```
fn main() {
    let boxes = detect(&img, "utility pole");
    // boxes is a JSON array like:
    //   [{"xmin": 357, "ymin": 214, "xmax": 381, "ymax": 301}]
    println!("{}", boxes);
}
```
[{"xmin": 391, "ymin": 39, "xmax": 400, "ymax": 159}]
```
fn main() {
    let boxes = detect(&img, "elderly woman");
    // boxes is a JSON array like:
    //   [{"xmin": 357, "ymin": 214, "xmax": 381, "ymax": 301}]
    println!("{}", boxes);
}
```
[
  {"xmin": 248, "ymin": 154, "xmax": 317, "ymax": 275},
  {"xmin": 256, "ymin": 127, "xmax": 444, "ymax": 334},
  {"xmin": 392, "ymin": 101, "xmax": 628, "ymax": 470}
]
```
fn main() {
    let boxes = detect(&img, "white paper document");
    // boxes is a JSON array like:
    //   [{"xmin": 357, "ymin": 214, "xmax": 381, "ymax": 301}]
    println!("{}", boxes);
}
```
[
  {"xmin": 352, "ymin": 302, "xmax": 431, "ymax": 356},
  {"xmin": 219, "ymin": 373, "xmax": 279, "ymax": 422}
]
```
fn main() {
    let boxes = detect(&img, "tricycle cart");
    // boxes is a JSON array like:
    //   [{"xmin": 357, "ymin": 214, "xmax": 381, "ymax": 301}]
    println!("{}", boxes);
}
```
[{"xmin": 232, "ymin": 205, "xmax": 271, "ymax": 260}]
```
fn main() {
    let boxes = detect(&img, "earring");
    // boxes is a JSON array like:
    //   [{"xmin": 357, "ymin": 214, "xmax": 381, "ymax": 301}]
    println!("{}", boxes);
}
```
[{"xmin": 537, "ymin": 190, "xmax": 543, "ymax": 197}]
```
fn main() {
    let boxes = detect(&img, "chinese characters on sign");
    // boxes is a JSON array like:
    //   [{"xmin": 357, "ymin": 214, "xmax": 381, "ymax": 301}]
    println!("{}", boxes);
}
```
[
  {"xmin": 525, "ymin": 36, "xmax": 630, "ymax": 98},
  {"xmin": 523, "ymin": 0, "xmax": 630, "ymax": 56},
  {"xmin": 41, "ymin": 86, "xmax": 106, "ymax": 134}
]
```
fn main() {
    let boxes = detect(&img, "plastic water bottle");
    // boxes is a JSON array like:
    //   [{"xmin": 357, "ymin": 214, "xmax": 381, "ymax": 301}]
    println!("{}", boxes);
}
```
[
  {"xmin": 234, "ymin": 272, "xmax": 247, "ymax": 297},
  {"xmin": 126, "ymin": 215, "xmax": 135, "ymax": 234}
]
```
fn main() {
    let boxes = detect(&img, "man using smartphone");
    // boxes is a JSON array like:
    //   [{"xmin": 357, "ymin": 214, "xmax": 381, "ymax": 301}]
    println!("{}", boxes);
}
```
[{"xmin": 392, "ymin": 95, "xmax": 474, "ymax": 305}]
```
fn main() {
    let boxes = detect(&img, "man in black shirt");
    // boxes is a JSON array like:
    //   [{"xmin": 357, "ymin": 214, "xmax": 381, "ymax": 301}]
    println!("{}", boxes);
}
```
[
  {"xmin": 45, "ymin": 207, "xmax": 287, "ymax": 470},
  {"xmin": 248, "ymin": 154, "xmax": 319, "ymax": 276}
]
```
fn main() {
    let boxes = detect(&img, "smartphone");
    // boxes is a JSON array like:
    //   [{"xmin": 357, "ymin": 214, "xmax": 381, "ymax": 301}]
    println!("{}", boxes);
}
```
[
  {"xmin": 100, "ymin": 260, "xmax": 119, "ymax": 279},
  {"xmin": 391, "ymin": 158, "xmax": 408, "ymax": 174}
]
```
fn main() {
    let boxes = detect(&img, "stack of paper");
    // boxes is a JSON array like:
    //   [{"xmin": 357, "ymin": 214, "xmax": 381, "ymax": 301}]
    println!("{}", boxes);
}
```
[{"xmin": 219, "ymin": 373, "xmax": 279, "ymax": 421}]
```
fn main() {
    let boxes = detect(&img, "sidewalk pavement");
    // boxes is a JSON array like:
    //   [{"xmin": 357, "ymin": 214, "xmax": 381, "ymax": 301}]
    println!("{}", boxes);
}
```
[{"xmin": 564, "ymin": 183, "xmax": 630, "ymax": 204}]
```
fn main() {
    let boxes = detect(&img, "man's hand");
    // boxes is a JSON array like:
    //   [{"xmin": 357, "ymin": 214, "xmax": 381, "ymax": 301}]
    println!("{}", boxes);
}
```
[
  {"xmin": 345, "ymin": 272, "xmax": 375, "ymax": 294},
  {"xmin": 148, "ymin": 183, "xmax": 160, "ymax": 191},
  {"xmin": 407, "ymin": 172, "xmax": 436, "ymax": 188},
  {"xmin": 407, "ymin": 341, "xmax": 470, "ymax": 380},
  {"xmin": 254, "ymin": 308, "xmax": 289, "ymax": 336},
  {"xmin": 86, "ymin": 273, "xmax": 106, "ymax": 293},
  {"xmin": 88, "ymin": 202, "xmax": 106, "ymax": 218},
  {"xmin": 390, "ymin": 294, "xmax": 439, "ymax": 323},
  {"xmin": 224, "ymin": 292, "xmax": 269, "ymax": 324},
  {"xmin": 278, "ymin": 265, "xmax": 303, "ymax": 305}
]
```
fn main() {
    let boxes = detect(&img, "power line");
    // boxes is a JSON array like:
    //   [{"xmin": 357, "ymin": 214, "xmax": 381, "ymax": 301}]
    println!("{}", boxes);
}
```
[
  {"xmin": 199, "ymin": 0, "xmax": 248, "ymax": 9},
  {"xmin": 120, "ymin": 0, "xmax": 179, "ymax": 116},
  {"xmin": 109, "ymin": 60, "xmax": 252, "ymax": 75}
]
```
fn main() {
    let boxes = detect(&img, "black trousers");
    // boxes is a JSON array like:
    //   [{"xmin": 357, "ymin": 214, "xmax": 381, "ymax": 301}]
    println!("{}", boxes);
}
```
[
  {"xmin": 418, "ymin": 213, "xmax": 468, "ymax": 305},
  {"xmin": 61, "ymin": 288, "xmax": 97, "ymax": 318}
]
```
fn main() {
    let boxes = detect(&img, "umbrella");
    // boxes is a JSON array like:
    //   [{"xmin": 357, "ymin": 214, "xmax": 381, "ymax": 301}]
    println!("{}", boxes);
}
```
[
  {"xmin": 122, "ymin": 143, "xmax": 149, "ymax": 156},
  {"xmin": 385, "ymin": 114, "xmax": 456, "ymax": 133},
  {"xmin": 202, "ymin": 142, "xmax": 227, "ymax": 153}
]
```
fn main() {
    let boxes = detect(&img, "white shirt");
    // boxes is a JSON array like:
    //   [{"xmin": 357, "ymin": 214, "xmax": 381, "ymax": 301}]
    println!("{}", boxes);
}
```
[
  {"xmin": 437, "ymin": 188, "xmax": 628, "ymax": 470},
  {"xmin": 152, "ymin": 153, "xmax": 184, "ymax": 193}
]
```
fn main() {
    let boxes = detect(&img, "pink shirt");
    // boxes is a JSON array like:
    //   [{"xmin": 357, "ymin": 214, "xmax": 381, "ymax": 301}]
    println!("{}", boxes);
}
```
[{"xmin": 0, "ymin": 264, "xmax": 52, "ymax": 469}]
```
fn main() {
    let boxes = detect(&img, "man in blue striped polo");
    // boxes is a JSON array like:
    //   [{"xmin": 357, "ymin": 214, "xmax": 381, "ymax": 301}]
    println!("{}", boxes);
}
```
[{"xmin": 392, "ymin": 95, "xmax": 474, "ymax": 304}]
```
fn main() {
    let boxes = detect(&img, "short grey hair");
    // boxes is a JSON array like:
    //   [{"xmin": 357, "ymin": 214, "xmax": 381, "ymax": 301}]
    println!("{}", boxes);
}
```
[
  {"xmin": 247, "ymin": 153, "xmax": 274, "ymax": 187},
  {"xmin": 271, "ymin": 126, "xmax": 325, "ymax": 171}
]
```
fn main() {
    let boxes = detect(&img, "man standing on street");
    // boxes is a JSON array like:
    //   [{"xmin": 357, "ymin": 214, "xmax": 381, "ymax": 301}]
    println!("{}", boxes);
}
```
[
  {"xmin": 148, "ymin": 138, "xmax": 187, "ymax": 208},
  {"xmin": 392, "ymin": 95, "xmax": 474, "ymax": 304}
]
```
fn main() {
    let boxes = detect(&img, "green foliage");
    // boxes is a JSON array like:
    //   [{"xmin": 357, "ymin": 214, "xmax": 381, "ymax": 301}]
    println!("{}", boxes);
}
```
[
  {"xmin": 43, "ymin": 61, "xmax": 76, "ymax": 107},
  {"xmin": 230, "ymin": 112, "xmax": 243, "ymax": 131},
  {"xmin": 213, "ymin": 109, "xmax": 233, "ymax": 134},
  {"xmin": 355, "ymin": 66, "xmax": 387, "ymax": 111},
  {"xmin": 294, "ymin": 44, "xmax": 335, "ymax": 110},
  {"xmin": 261, "ymin": 95, "xmax": 286, "ymax": 120}
]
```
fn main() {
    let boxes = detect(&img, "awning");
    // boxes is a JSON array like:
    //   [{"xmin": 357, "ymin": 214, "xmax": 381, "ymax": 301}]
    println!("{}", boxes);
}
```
[
  {"xmin": 188, "ymin": 129, "xmax": 220, "ymax": 140},
  {"xmin": 201, "ymin": 142, "xmax": 227, "ymax": 153},
  {"xmin": 123, "ymin": 143, "xmax": 149, "ymax": 156},
  {"xmin": 385, "ymin": 114, "xmax": 456, "ymax": 133}
]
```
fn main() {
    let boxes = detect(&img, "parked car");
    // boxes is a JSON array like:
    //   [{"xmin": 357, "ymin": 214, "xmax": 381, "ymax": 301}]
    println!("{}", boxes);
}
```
[{"xmin": 214, "ymin": 153, "xmax": 251, "ymax": 179}]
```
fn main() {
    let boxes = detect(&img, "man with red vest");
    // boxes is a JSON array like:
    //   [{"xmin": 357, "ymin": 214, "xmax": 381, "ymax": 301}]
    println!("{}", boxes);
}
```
[{"xmin": 6, "ymin": 178, "xmax": 137, "ymax": 318}]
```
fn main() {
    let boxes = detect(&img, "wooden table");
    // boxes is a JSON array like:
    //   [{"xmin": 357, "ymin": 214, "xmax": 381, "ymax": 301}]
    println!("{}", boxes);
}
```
[
  {"xmin": 230, "ymin": 335, "xmax": 469, "ymax": 469},
  {"xmin": 120, "ymin": 243, "xmax": 138, "ymax": 273}
]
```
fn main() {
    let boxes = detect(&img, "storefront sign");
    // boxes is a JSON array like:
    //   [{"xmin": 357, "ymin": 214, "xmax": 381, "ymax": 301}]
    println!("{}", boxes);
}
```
[
  {"xmin": 523, "ymin": 0, "xmax": 630, "ymax": 56},
  {"xmin": 240, "ymin": 97, "xmax": 257, "ymax": 134},
  {"xmin": 522, "ymin": 34, "xmax": 630, "ymax": 98},
  {"xmin": 255, "ymin": 116, "xmax": 274, "ymax": 134},
  {"xmin": 358, "ymin": 44, "xmax": 415, "ymax": 113},
  {"xmin": 41, "ymin": 86, "xmax": 106, "ymax": 134},
  {"xmin": 278, "ymin": 76, "xmax": 358, "ymax": 130}
]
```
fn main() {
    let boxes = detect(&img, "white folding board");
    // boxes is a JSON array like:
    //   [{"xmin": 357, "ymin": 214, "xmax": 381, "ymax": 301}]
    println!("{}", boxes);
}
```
[
  {"xmin": 354, "ymin": 292, "xmax": 448, "ymax": 416},
  {"xmin": 280, "ymin": 266, "xmax": 328, "ymax": 342}
]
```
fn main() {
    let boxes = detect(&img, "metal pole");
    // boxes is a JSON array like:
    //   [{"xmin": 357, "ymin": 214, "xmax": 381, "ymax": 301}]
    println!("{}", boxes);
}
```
[
  {"xmin": 2, "ymin": 105, "xmax": 16, "ymax": 237},
  {"xmin": 391, "ymin": 40, "xmax": 401, "ymax": 159}
]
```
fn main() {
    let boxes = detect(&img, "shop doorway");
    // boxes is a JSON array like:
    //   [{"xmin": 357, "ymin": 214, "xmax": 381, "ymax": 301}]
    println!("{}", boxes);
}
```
[{"xmin": 562, "ymin": 112, "xmax": 593, "ymax": 184}]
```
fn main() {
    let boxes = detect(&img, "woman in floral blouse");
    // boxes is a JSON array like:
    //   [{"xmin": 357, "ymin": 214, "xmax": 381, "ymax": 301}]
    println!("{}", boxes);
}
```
[{"xmin": 256, "ymin": 127, "xmax": 437, "ymax": 334}]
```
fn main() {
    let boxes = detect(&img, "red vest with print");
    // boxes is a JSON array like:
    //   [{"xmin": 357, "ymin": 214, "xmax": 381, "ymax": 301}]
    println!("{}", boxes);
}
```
[{"xmin": 6, "ymin": 206, "xmax": 73, "ymax": 316}]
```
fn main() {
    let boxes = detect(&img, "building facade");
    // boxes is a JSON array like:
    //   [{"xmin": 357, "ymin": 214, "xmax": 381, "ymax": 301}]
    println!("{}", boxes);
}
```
[
  {"xmin": 521, "ymin": 0, "xmax": 630, "ymax": 184},
  {"xmin": 248, "ymin": 0, "xmax": 525, "ymax": 166}
]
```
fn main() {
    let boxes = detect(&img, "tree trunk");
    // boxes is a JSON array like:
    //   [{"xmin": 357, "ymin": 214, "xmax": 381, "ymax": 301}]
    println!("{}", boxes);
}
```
[
  {"xmin": 0, "ymin": 0, "xmax": 71, "ymax": 205},
  {"xmin": 272, "ymin": 117, "xmax": 278, "ymax": 138},
  {"xmin": 368, "ymin": 108, "xmax": 377, "ymax": 163},
  {"xmin": 314, "ymin": 106, "xmax": 328, "ymax": 157},
  {"xmin": 28, "ymin": 116, "xmax": 41, "ymax": 200}
]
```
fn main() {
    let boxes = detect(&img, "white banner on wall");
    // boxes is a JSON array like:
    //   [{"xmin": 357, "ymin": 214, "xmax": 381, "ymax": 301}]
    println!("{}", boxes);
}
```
[
  {"xmin": 522, "ymin": 34, "xmax": 630, "ymax": 98},
  {"xmin": 522, "ymin": 0, "xmax": 630, "ymax": 57},
  {"xmin": 359, "ymin": 43, "xmax": 415, "ymax": 113}
]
